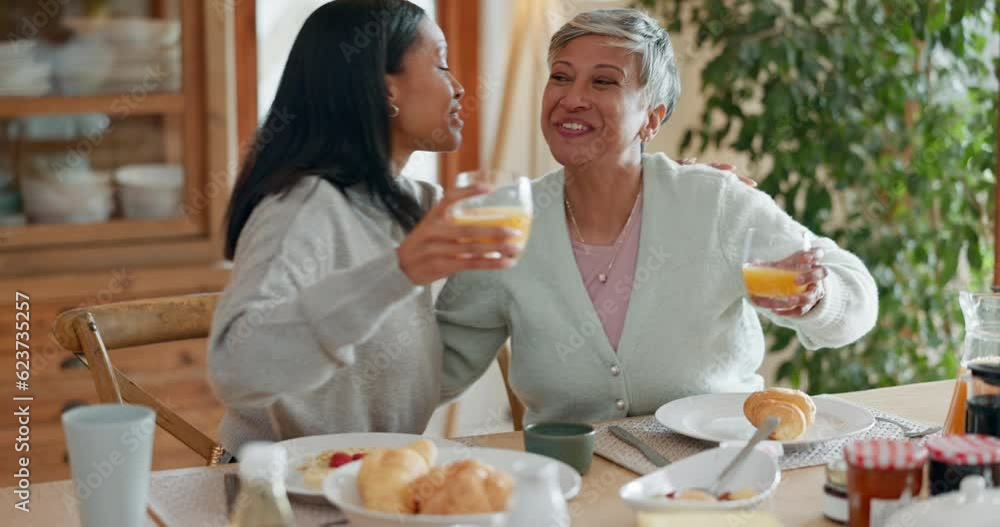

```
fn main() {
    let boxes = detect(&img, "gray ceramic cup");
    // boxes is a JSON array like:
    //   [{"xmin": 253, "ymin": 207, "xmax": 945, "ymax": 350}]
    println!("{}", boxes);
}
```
[
  {"xmin": 62, "ymin": 404, "xmax": 156, "ymax": 527},
  {"xmin": 523, "ymin": 422, "xmax": 596, "ymax": 475}
]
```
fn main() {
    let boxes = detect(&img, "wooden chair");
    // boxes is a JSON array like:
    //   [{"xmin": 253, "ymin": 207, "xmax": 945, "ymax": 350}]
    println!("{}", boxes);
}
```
[
  {"xmin": 52, "ymin": 293, "xmax": 227, "ymax": 466},
  {"xmin": 442, "ymin": 342, "xmax": 526, "ymax": 437},
  {"xmin": 496, "ymin": 343, "xmax": 525, "ymax": 431},
  {"xmin": 54, "ymin": 292, "xmax": 525, "ymax": 450}
]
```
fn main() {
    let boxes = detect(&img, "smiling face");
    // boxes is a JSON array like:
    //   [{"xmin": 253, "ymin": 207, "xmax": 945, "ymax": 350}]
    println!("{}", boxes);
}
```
[
  {"xmin": 541, "ymin": 35, "xmax": 665, "ymax": 169},
  {"xmin": 386, "ymin": 18, "xmax": 465, "ymax": 154}
]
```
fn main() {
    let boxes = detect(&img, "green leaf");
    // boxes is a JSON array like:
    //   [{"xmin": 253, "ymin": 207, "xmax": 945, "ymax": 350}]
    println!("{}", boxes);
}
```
[
  {"xmin": 776, "ymin": 360, "xmax": 796, "ymax": 383},
  {"xmin": 927, "ymin": 1, "xmax": 948, "ymax": 32}
]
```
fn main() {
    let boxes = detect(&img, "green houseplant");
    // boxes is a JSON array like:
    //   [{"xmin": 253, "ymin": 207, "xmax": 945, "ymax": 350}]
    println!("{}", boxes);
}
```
[{"xmin": 636, "ymin": 0, "xmax": 998, "ymax": 393}]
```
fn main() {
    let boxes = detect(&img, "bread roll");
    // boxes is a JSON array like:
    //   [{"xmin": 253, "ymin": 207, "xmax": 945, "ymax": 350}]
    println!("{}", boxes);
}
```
[
  {"xmin": 404, "ymin": 438, "xmax": 438, "ymax": 467},
  {"xmin": 743, "ymin": 387, "xmax": 814, "ymax": 440},
  {"xmin": 358, "ymin": 447, "xmax": 429, "ymax": 513},
  {"xmin": 409, "ymin": 459, "xmax": 513, "ymax": 514}
]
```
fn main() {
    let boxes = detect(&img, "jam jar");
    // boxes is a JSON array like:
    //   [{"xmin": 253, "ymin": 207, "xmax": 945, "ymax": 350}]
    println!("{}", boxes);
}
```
[
  {"xmin": 844, "ymin": 439, "xmax": 927, "ymax": 527},
  {"xmin": 926, "ymin": 434, "xmax": 1000, "ymax": 495},
  {"xmin": 823, "ymin": 458, "xmax": 849, "ymax": 524}
]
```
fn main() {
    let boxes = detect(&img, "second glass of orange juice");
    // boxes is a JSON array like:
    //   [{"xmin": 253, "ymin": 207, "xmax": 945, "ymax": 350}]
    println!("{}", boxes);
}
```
[
  {"xmin": 451, "ymin": 171, "xmax": 533, "ymax": 253},
  {"xmin": 741, "ymin": 228, "xmax": 811, "ymax": 299}
]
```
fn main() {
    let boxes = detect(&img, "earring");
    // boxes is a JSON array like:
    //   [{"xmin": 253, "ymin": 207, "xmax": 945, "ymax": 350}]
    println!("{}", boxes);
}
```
[{"xmin": 388, "ymin": 104, "xmax": 400, "ymax": 118}]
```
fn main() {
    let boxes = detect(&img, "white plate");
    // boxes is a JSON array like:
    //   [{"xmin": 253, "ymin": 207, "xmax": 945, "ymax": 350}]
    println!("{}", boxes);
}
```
[
  {"xmin": 322, "ymin": 446, "xmax": 582, "ymax": 527},
  {"xmin": 655, "ymin": 393, "xmax": 875, "ymax": 448},
  {"xmin": 279, "ymin": 433, "xmax": 462, "ymax": 498}
]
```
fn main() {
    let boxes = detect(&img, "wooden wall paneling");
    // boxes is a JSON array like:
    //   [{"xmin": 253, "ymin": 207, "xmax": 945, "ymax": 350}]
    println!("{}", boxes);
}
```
[
  {"xmin": 436, "ymin": 0, "xmax": 482, "ymax": 189},
  {"xmin": 235, "ymin": 0, "xmax": 259, "ymax": 155},
  {"xmin": 204, "ymin": 0, "xmax": 241, "ymax": 244},
  {"xmin": 181, "ymin": 0, "xmax": 208, "ymax": 233}
]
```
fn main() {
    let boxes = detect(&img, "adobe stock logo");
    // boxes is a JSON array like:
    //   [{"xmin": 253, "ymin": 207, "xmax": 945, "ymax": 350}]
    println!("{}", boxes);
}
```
[{"xmin": 340, "ymin": 9, "xmax": 395, "ymax": 63}]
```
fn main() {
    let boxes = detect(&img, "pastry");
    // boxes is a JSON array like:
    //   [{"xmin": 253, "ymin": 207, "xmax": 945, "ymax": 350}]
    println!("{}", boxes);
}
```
[
  {"xmin": 358, "ymin": 445, "xmax": 431, "ymax": 513},
  {"xmin": 404, "ymin": 438, "xmax": 438, "ymax": 467},
  {"xmin": 743, "ymin": 387, "xmax": 815, "ymax": 440},
  {"xmin": 409, "ymin": 459, "xmax": 514, "ymax": 514}
]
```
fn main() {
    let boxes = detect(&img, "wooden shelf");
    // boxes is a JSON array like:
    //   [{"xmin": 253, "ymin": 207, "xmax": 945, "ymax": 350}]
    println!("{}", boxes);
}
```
[
  {"xmin": 0, "ymin": 92, "xmax": 185, "ymax": 119},
  {"xmin": 0, "ymin": 217, "xmax": 203, "ymax": 250}
]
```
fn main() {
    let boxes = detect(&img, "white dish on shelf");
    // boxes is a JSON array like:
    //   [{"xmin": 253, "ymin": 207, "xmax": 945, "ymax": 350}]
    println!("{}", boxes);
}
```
[
  {"xmin": 0, "ymin": 85, "xmax": 53, "ymax": 97},
  {"xmin": 0, "ymin": 40, "xmax": 37, "ymax": 61},
  {"xmin": 21, "ymin": 172, "xmax": 113, "ymax": 224},
  {"xmin": 63, "ymin": 17, "xmax": 182, "ymax": 47},
  {"xmin": 114, "ymin": 164, "xmax": 184, "ymax": 219},
  {"xmin": 654, "ymin": 392, "xmax": 875, "ymax": 448}
]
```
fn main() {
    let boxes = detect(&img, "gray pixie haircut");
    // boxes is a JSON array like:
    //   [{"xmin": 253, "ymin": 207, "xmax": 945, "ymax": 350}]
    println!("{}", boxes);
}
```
[{"xmin": 548, "ymin": 8, "xmax": 680, "ymax": 122}]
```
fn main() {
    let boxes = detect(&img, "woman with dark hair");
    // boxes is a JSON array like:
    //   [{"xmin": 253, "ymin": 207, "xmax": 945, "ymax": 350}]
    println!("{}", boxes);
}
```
[{"xmin": 207, "ymin": 0, "xmax": 522, "ymax": 454}]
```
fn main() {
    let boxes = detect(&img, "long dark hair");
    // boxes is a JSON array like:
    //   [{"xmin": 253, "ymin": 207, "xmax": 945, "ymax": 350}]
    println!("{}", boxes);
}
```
[{"xmin": 224, "ymin": 0, "xmax": 427, "ymax": 259}]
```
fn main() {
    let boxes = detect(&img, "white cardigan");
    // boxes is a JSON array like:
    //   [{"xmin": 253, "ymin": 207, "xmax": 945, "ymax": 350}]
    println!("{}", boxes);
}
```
[{"xmin": 436, "ymin": 153, "xmax": 878, "ymax": 424}]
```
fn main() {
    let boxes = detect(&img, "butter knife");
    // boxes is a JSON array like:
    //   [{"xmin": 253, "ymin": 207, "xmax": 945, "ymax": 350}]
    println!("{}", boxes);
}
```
[{"xmin": 609, "ymin": 425, "xmax": 670, "ymax": 467}]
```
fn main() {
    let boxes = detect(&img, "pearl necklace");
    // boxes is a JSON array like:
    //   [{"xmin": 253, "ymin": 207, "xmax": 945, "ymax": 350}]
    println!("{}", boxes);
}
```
[{"xmin": 564, "ymin": 183, "xmax": 642, "ymax": 284}]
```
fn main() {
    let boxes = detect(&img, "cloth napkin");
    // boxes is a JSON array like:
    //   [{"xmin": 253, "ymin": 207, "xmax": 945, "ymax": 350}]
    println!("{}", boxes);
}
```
[{"xmin": 593, "ymin": 395, "xmax": 941, "ymax": 475}]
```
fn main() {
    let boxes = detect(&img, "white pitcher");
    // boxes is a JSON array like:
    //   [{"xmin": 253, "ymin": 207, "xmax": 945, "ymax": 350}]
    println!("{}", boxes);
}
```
[{"xmin": 505, "ymin": 460, "xmax": 570, "ymax": 527}]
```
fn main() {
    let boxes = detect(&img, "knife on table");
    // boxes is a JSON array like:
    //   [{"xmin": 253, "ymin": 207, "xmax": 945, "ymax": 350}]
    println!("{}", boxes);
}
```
[{"xmin": 609, "ymin": 425, "xmax": 670, "ymax": 468}]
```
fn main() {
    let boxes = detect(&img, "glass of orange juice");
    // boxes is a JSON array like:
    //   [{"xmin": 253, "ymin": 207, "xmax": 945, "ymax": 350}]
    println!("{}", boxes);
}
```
[
  {"xmin": 451, "ymin": 171, "xmax": 533, "ymax": 256},
  {"xmin": 741, "ymin": 228, "xmax": 812, "ymax": 299}
]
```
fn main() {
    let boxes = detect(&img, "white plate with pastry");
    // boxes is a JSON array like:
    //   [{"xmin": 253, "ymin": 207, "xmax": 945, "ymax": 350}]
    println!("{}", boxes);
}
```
[
  {"xmin": 280, "ymin": 433, "xmax": 462, "ymax": 498},
  {"xmin": 323, "ymin": 441, "xmax": 581, "ymax": 527},
  {"xmin": 654, "ymin": 388, "xmax": 875, "ymax": 448}
]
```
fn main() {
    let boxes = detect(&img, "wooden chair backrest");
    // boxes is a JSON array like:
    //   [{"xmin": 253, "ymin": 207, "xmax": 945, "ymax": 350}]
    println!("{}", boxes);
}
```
[{"xmin": 52, "ymin": 293, "xmax": 226, "ymax": 465}]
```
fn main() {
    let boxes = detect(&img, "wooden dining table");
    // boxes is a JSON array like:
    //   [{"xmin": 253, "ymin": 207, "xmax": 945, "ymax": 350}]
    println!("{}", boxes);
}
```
[{"xmin": 4, "ymin": 380, "xmax": 953, "ymax": 526}]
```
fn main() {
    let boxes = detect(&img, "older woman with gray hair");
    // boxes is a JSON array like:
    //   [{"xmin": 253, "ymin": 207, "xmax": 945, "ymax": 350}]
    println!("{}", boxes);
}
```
[{"xmin": 436, "ymin": 9, "xmax": 878, "ymax": 424}]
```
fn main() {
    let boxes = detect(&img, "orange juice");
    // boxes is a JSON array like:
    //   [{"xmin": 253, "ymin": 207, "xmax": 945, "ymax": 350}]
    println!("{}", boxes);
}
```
[
  {"xmin": 943, "ymin": 365, "xmax": 968, "ymax": 435},
  {"xmin": 742, "ymin": 265, "xmax": 807, "ymax": 298},
  {"xmin": 452, "ymin": 206, "xmax": 532, "ymax": 245}
]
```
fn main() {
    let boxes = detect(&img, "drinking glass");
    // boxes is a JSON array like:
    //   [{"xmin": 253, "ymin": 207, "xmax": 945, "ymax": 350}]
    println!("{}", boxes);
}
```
[
  {"xmin": 742, "ymin": 228, "xmax": 812, "ymax": 299},
  {"xmin": 62, "ymin": 404, "xmax": 155, "ymax": 527},
  {"xmin": 451, "ymin": 170, "xmax": 533, "ymax": 249}
]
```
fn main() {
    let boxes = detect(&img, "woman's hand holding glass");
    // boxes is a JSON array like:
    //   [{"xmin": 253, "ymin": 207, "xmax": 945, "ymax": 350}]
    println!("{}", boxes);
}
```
[
  {"xmin": 451, "ymin": 171, "xmax": 533, "ymax": 251},
  {"xmin": 397, "ymin": 185, "xmax": 524, "ymax": 286},
  {"xmin": 742, "ymin": 228, "xmax": 828, "ymax": 317}
]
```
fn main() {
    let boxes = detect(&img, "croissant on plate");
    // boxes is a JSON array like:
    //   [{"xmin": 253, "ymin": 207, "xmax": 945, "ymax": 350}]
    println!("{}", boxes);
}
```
[
  {"xmin": 408, "ymin": 459, "xmax": 514, "ymax": 515},
  {"xmin": 743, "ymin": 387, "xmax": 816, "ymax": 440},
  {"xmin": 358, "ymin": 439, "xmax": 438, "ymax": 513}
]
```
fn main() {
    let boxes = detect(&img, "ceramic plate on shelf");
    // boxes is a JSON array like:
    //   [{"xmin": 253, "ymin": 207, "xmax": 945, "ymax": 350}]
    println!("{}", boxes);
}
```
[
  {"xmin": 278, "ymin": 433, "xmax": 462, "ymax": 499},
  {"xmin": 654, "ymin": 393, "xmax": 875, "ymax": 448}
]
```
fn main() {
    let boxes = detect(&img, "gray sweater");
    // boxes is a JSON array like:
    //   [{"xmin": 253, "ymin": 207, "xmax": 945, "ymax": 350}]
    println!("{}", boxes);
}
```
[{"xmin": 208, "ymin": 176, "xmax": 442, "ymax": 453}]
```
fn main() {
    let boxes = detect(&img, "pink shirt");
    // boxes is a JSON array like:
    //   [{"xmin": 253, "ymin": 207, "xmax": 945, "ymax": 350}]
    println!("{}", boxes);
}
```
[{"xmin": 570, "ymin": 199, "xmax": 642, "ymax": 351}]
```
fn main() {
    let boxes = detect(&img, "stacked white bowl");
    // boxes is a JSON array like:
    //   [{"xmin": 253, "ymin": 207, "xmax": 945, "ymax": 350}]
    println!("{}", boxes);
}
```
[
  {"xmin": 0, "ymin": 40, "xmax": 54, "ymax": 96},
  {"xmin": 45, "ymin": 31, "xmax": 113, "ymax": 96},
  {"xmin": 21, "ymin": 154, "xmax": 114, "ymax": 224},
  {"xmin": 62, "ymin": 17, "xmax": 182, "ymax": 94},
  {"xmin": 114, "ymin": 164, "xmax": 184, "ymax": 219}
]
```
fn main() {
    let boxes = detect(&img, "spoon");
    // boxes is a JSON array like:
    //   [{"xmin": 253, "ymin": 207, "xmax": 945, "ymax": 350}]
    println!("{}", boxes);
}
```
[{"xmin": 702, "ymin": 415, "xmax": 780, "ymax": 498}]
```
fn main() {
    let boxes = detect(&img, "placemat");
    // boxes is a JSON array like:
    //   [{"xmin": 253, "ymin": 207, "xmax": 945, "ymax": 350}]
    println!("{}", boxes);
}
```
[
  {"xmin": 593, "ymin": 395, "xmax": 942, "ymax": 475},
  {"xmin": 148, "ymin": 466, "xmax": 346, "ymax": 527}
]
